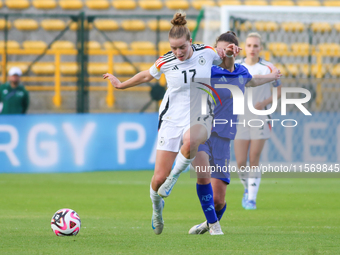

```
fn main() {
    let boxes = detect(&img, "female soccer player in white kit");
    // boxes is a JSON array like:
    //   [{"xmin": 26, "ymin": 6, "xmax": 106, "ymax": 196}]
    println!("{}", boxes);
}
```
[
  {"xmin": 103, "ymin": 11, "xmax": 230, "ymax": 235},
  {"xmin": 235, "ymin": 32, "xmax": 282, "ymax": 210}
]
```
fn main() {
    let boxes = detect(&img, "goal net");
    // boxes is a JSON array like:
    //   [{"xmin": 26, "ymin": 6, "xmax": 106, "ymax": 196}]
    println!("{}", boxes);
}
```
[{"xmin": 203, "ymin": 6, "xmax": 340, "ymax": 173}]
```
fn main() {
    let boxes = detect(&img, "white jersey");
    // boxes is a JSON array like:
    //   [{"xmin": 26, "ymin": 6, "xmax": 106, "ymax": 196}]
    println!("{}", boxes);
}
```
[
  {"xmin": 236, "ymin": 58, "xmax": 281, "ymax": 119},
  {"xmin": 150, "ymin": 44, "xmax": 222, "ymax": 127}
]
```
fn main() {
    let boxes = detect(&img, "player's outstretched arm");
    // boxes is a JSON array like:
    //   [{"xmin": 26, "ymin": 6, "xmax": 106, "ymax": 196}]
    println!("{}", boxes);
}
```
[
  {"xmin": 246, "ymin": 68, "xmax": 281, "ymax": 87},
  {"xmin": 103, "ymin": 70, "xmax": 154, "ymax": 90}
]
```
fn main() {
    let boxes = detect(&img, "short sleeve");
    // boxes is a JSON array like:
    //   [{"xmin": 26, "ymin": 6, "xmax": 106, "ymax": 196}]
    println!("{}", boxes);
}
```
[
  {"xmin": 241, "ymin": 66, "xmax": 253, "ymax": 85},
  {"xmin": 246, "ymin": 72, "xmax": 253, "ymax": 84},
  {"xmin": 272, "ymin": 79, "xmax": 281, "ymax": 87},
  {"xmin": 203, "ymin": 45, "xmax": 222, "ymax": 65},
  {"xmin": 149, "ymin": 62, "xmax": 163, "ymax": 80},
  {"xmin": 211, "ymin": 48, "xmax": 223, "ymax": 65},
  {"xmin": 213, "ymin": 58, "xmax": 222, "ymax": 66}
]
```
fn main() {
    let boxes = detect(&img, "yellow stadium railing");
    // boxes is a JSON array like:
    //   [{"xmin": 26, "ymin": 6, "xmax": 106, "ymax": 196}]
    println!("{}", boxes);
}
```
[
  {"xmin": 0, "ymin": 48, "xmax": 160, "ymax": 108},
  {"xmin": 0, "ymin": 47, "xmax": 336, "ymax": 109},
  {"xmin": 264, "ymin": 50, "xmax": 337, "ymax": 109}
]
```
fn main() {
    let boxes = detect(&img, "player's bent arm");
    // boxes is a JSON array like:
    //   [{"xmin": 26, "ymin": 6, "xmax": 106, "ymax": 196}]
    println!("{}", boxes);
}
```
[
  {"xmin": 259, "ymin": 85, "xmax": 282, "ymax": 108},
  {"xmin": 277, "ymin": 84, "xmax": 282, "ymax": 99},
  {"xmin": 222, "ymin": 54, "xmax": 234, "ymax": 71},
  {"xmin": 219, "ymin": 56, "xmax": 234, "ymax": 71},
  {"xmin": 103, "ymin": 70, "xmax": 154, "ymax": 90},
  {"xmin": 224, "ymin": 44, "xmax": 241, "ymax": 70},
  {"xmin": 246, "ymin": 71, "xmax": 281, "ymax": 87},
  {"xmin": 217, "ymin": 44, "xmax": 240, "ymax": 71},
  {"xmin": 255, "ymin": 85, "xmax": 282, "ymax": 110}
]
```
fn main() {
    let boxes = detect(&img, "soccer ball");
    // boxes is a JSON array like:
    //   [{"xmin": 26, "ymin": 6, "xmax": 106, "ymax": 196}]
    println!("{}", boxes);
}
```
[{"xmin": 51, "ymin": 208, "xmax": 81, "ymax": 236}]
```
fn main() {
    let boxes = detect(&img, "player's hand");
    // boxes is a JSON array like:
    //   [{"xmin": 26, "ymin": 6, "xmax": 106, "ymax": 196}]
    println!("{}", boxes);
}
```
[
  {"xmin": 225, "ymin": 43, "xmax": 242, "ymax": 56},
  {"xmin": 103, "ymin": 73, "xmax": 122, "ymax": 89},
  {"xmin": 272, "ymin": 68, "xmax": 282, "ymax": 80},
  {"xmin": 255, "ymin": 101, "xmax": 265, "ymax": 110},
  {"xmin": 215, "ymin": 47, "xmax": 226, "ymax": 59}
]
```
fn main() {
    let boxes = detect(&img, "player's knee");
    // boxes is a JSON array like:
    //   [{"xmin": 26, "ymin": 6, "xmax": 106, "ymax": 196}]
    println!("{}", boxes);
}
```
[
  {"xmin": 237, "ymin": 161, "xmax": 247, "ymax": 169},
  {"xmin": 214, "ymin": 195, "xmax": 225, "ymax": 211},
  {"xmin": 197, "ymin": 178, "xmax": 210, "ymax": 185},
  {"xmin": 152, "ymin": 175, "xmax": 167, "ymax": 189},
  {"xmin": 181, "ymin": 140, "xmax": 191, "ymax": 154},
  {"xmin": 182, "ymin": 139, "xmax": 199, "ymax": 157},
  {"xmin": 249, "ymin": 156, "xmax": 260, "ymax": 167},
  {"xmin": 182, "ymin": 136, "xmax": 190, "ymax": 147}
]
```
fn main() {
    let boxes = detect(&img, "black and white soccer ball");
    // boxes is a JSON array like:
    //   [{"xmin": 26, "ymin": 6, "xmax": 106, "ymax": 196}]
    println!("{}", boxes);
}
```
[{"xmin": 51, "ymin": 208, "xmax": 81, "ymax": 236}]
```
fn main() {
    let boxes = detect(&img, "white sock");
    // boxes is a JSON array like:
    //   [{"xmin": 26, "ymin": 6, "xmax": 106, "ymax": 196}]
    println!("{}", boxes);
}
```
[
  {"xmin": 237, "ymin": 168, "xmax": 248, "ymax": 191},
  {"xmin": 150, "ymin": 184, "xmax": 162, "ymax": 211},
  {"xmin": 248, "ymin": 177, "xmax": 261, "ymax": 201},
  {"xmin": 171, "ymin": 151, "xmax": 194, "ymax": 176}
]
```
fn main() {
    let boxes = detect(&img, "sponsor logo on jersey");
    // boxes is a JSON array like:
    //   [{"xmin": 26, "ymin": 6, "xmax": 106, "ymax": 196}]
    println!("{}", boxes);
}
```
[
  {"xmin": 172, "ymin": 65, "xmax": 179, "ymax": 70},
  {"xmin": 198, "ymin": 56, "xmax": 206, "ymax": 65}
]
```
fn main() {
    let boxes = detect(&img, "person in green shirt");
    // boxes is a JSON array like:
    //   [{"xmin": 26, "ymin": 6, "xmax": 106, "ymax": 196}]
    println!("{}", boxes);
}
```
[{"xmin": 0, "ymin": 67, "xmax": 29, "ymax": 114}]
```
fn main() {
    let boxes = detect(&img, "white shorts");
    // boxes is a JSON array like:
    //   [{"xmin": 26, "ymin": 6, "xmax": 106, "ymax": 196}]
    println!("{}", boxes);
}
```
[
  {"xmin": 235, "ymin": 117, "xmax": 272, "ymax": 140},
  {"xmin": 157, "ymin": 116, "xmax": 213, "ymax": 152}
]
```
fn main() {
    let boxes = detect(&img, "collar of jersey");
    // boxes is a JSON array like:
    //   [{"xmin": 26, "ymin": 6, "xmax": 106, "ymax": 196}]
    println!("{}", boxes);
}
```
[{"xmin": 216, "ymin": 64, "xmax": 239, "ymax": 74}]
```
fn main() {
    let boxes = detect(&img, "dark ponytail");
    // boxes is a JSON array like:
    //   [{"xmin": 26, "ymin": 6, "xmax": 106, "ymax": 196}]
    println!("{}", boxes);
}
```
[{"xmin": 214, "ymin": 31, "xmax": 239, "ymax": 47}]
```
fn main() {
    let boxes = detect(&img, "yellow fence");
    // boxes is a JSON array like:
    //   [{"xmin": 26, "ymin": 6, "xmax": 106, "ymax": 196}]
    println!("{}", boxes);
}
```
[
  {"xmin": 0, "ymin": 48, "xmax": 330, "ymax": 108},
  {"xmin": 0, "ymin": 48, "xmax": 166, "ymax": 107}
]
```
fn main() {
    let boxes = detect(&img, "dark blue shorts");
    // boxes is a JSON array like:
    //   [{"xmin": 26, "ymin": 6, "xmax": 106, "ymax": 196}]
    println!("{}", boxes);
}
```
[{"xmin": 198, "ymin": 132, "xmax": 231, "ymax": 184}]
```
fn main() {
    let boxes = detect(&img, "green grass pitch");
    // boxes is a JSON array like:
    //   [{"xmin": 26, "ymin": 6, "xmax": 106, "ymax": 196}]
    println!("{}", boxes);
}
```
[{"xmin": 0, "ymin": 171, "xmax": 339, "ymax": 254}]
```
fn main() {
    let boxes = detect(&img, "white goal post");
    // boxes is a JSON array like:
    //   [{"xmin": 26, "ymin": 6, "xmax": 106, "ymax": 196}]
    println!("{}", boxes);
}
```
[{"xmin": 203, "ymin": 6, "xmax": 340, "ymax": 46}]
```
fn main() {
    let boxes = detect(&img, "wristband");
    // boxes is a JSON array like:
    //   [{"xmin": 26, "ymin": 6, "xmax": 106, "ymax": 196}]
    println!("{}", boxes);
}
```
[{"xmin": 226, "ymin": 54, "xmax": 234, "ymax": 58}]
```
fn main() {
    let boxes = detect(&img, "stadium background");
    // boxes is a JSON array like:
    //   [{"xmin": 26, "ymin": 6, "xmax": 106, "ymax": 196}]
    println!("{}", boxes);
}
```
[
  {"xmin": 0, "ymin": 0, "xmax": 339, "ymax": 173},
  {"xmin": 0, "ymin": 2, "xmax": 339, "ymax": 254}
]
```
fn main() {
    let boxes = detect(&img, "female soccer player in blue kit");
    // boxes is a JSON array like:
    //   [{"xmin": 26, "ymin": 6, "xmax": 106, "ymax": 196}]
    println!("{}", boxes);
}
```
[{"xmin": 188, "ymin": 31, "xmax": 281, "ymax": 234}]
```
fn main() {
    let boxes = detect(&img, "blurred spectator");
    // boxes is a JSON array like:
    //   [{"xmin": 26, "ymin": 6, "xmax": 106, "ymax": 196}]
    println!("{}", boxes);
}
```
[{"xmin": 0, "ymin": 67, "xmax": 29, "ymax": 114}]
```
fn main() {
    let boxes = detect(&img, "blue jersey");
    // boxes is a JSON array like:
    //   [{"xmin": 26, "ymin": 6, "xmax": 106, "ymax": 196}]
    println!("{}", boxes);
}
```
[{"xmin": 211, "ymin": 64, "xmax": 252, "ymax": 139}]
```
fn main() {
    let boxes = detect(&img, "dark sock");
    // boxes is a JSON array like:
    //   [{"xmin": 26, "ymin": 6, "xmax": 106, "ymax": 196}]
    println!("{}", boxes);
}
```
[{"xmin": 216, "ymin": 203, "xmax": 227, "ymax": 221}]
